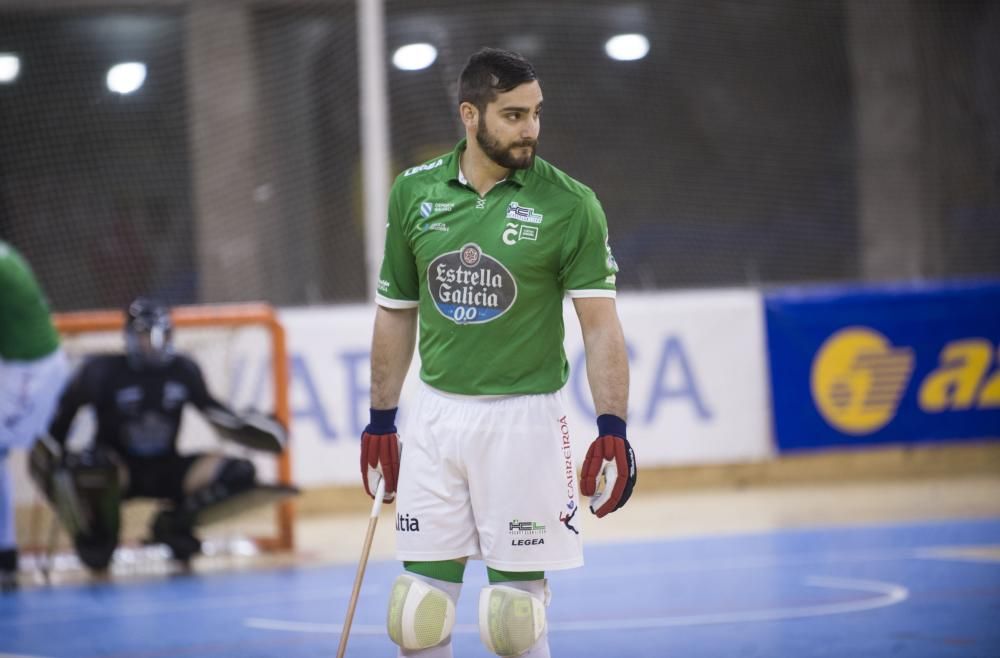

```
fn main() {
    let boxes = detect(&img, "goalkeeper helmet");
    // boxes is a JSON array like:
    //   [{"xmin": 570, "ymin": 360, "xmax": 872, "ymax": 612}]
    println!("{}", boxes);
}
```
[{"xmin": 124, "ymin": 297, "xmax": 174, "ymax": 369}]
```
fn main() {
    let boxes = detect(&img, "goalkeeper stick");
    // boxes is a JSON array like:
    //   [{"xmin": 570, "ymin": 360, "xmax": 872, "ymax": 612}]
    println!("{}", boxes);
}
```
[
  {"xmin": 27, "ymin": 494, "xmax": 60, "ymax": 584},
  {"xmin": 336, "ymin": 477, "xmax": 385, "ymax": 658}
]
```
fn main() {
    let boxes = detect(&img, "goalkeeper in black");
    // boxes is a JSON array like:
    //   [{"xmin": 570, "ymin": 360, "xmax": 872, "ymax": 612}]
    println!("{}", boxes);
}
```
[{"xmin": 39, "ymin": 297, "xmax": 289, "ymax": 572}]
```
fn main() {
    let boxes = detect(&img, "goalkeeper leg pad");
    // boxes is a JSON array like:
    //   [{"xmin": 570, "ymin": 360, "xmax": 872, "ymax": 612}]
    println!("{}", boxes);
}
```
[
  {"xmin": 386, "ymin": 573, "xmax": 457, "ymax": 651},
  {"xmin": 180, "ymin": 457, "xmax": 258, "ymax": 526},
  {"xmin": 29, "ymin": 442, "xmax": 122, "ymax": 571},
  {"xmin": 478, "ymin": 581, "xmax": 549, "ymax": 657},
  {"xmin": 179, "ymin": 456, "xmax": 297, "ymax": 528},
  {"xmin": 187, "ymin": 484, "xmax": 299, "ymax": 527}
]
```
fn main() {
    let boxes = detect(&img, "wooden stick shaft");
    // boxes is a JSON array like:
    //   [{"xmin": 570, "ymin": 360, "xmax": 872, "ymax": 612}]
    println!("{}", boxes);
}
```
[
  {"xmin": 336, "ymin": 478, "xmax": 385, "ymax": 658},
  {"xmin": 42, "ymin": 512, "xmax": 60, "ymax": 583},
  {"xmin": 336, "ymin": 516, "xmax": 378, "ymax": 657}
]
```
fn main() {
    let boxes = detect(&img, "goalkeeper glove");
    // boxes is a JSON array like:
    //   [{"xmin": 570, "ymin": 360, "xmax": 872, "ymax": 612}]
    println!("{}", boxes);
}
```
[
  {"xmin": 360, "ymin": 407, "xmax": 400, "ymax": 503},
  {"xmin": 580, "ymin": 414, "xmax": 636, "ymax": 518}
]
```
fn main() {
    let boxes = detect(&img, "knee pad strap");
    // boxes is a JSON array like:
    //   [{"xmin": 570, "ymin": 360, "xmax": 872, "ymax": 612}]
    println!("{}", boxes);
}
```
[{"xmin": 387, "ymin": 573, "xmax": 457, "ymax": 650}]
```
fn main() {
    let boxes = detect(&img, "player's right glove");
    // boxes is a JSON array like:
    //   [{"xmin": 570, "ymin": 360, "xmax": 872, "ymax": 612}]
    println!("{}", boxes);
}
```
[
  {"xmin": 580, "ymin": 414, "xmax": 637, "ymax": 518},
  {"xmin": 360, "ymin": 407, "xmax": 400, "ymax": 503}
]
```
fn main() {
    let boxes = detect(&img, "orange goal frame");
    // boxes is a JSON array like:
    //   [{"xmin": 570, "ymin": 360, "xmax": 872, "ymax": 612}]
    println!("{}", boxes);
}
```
[{"xmin": 53, "ymin": 302, "xmax": 295, "ymax": 552}]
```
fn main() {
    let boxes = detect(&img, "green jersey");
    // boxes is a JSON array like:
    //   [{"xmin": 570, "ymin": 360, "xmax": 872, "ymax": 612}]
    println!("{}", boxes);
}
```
[
  {"xmin": 0, "ymin": 241, "xmax": 60, "ymax": 361},
  {"xmin": 377, "ymin": 140, "xmax": 618, "ymax": 395}
]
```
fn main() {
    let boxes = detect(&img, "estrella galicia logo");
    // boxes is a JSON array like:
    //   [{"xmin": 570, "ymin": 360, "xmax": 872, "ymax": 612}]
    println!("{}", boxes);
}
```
[
  {"xmin": 559, "ymin": 501, "xmax": 579, "ymax": 535},
  {"xmin": 812, "ymin": 327, "xmax": 915, "ymax": 435},
  {"xmin": 420, "ymin": 201, "xmax": 433, "ymax": 219},
  {"xmin": 427, "ymin": 243, "xmax": 517, "ymax": 324}
]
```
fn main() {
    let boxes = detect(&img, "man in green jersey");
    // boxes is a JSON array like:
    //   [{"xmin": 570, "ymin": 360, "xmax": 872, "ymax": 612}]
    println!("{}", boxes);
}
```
[
  {"xmin": 0, "ymin": 240, "xmax": 69, "ymax": 592},
  {"xmin": 360, "ymin": 49, "xmax": 636, "ymax": 657}
]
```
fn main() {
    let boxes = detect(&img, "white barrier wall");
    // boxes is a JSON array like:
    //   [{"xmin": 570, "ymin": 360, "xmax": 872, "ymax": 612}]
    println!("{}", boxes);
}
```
[
  {"xmin": 11, "ymin": 289, "xmax": 774, "ymax": 501},
  {"xmin": 280, "ymin": 289, "xmax": 774, "ymax": 487}
]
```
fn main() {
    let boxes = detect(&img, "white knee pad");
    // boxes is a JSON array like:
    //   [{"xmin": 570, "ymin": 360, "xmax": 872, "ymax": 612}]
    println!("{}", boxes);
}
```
[
  {"xmin": 478, "ymin": 582, "xmax": 549, "ymax": 657},
  {"xmin": 386, "ymin": 573, "xmax": 457, "ymax": 651}
]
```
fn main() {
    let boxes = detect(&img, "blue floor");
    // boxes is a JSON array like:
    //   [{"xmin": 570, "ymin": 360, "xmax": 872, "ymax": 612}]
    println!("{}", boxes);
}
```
[{"xmin": 2, "ymin": 518, "xmax": 999, "ymax": 657}]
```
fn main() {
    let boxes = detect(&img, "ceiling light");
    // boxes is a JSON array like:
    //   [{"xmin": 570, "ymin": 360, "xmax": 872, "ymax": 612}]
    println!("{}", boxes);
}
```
[
  {"xmin": 107, "ymin": 62, "xmax": 146, "ymax": 94},
  {"xmin": 392, "ymin": 43, "xmax": 437, "ymax": 71},
  {"xmin": 605, "ymin": 34, "xmax": 650, "ymax": 61},
  {"xmin": 0, "ymin": 53, "xmax": 21, "ymax": 84}
]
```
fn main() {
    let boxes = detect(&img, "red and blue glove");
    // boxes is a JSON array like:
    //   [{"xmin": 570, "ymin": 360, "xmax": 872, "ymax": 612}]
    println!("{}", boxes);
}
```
[
  {"xmin": 360, "ymin": 408, "xmax": 400, "ymax": 503},
  {"xmin": 579, "ymin": 414, "xmax": 636, "ymax": 518}
]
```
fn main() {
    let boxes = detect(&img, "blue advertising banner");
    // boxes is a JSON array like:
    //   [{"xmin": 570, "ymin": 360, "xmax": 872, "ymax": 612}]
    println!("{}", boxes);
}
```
[{"xmin": 765, "ymin": 280, "xmax": 1000, "ymax": 451}]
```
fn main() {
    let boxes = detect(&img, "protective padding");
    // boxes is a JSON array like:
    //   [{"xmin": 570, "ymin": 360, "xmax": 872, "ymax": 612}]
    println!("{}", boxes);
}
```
[
  {"xmin": 191, "ymin": 484, "xmax": 298, "ymax": 526},
  {"xmin": 478, "ymin": 585, "xmax": 547, "ymax": 657},
  {"xmin": 205, "ymin": 408, "xmax": 287, "ymax": 454},
  {"xmin": 386, "ymin": 573, "xmax": 456, "ymax": 650},
  {"xmin": 29, "ymin": 441, "xmax": 121, "ymax": 541},
  {"xmin": 30, "ymin": 442, "xmax": 126, "ymax": 572},
  {"xmin": 181, "ymin": 457, "xmax": 286, "ymax": 528}
]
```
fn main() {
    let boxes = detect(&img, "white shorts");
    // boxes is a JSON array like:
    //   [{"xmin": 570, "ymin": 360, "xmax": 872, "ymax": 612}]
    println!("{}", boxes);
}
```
[
  {"xmin": 395, "ymin": 384, "xmax": 584, "ymax": 572},
  {"xmin": 0, "ymin": 348, "xmax": 69, "ymax": 449}
]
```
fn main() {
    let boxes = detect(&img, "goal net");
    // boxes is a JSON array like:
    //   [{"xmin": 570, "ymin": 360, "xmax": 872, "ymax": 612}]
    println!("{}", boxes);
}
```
[{"xmin": 23, "ymin": 303, "xmax": 294, "ymax": 578}]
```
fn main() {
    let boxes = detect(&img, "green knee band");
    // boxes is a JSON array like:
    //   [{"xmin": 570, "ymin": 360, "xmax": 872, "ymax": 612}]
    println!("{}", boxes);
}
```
[
  {"xmin": 486, "ymin": 567, "xmax": 545, "ymax": 583},
  {"xmin": 404, "ymin": 560, "xmax": 466, "ymax": 584}
]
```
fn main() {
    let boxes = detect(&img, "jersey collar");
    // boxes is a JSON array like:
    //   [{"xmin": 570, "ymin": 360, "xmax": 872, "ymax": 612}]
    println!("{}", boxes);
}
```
[{"xmin": 447, "ymin": 139, "xmax": 529, "ymax": 188}]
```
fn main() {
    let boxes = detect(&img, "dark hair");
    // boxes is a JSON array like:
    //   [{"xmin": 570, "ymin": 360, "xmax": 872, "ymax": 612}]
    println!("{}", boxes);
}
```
[{"xmin": 459, "ymin": 47, "xmax": 537, "ymax": 112}]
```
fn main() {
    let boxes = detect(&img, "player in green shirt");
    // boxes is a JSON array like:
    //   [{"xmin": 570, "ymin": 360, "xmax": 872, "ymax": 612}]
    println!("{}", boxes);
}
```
[
  {"xmin": 360, "ymin": 49, "xmax": 636, "ymax": 657},
  {"xmin": 0, "ymin": 240, "xmax": 69, "ymax": 592}
]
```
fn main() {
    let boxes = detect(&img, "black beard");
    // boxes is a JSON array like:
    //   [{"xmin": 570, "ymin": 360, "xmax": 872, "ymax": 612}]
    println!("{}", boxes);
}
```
[{"xmin": 476, "ymin": 116, "xmax": 536, "ymax": 170}]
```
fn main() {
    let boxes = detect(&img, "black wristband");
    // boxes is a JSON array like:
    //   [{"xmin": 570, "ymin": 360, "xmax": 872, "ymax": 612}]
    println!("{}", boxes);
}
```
[
  {"xmin": 368, "ymin": 407, "xmax": 398, "ymax": 434},
  {"xmin": 597, "ymin": 414, "xmax": 627, "ymax": 439}
]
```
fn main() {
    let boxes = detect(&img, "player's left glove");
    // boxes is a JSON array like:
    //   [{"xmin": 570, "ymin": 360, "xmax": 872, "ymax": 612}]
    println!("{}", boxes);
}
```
[
  {"xmin": 579, "ymin": 414, "xmax": 636, "ymax": 518},
  {"xmin": 360, "ymin": 408, "xmax": 400, "ymax": 503}
]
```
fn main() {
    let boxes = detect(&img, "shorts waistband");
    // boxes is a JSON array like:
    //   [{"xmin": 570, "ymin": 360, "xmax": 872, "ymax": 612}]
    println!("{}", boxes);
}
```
[
  {"xmin": 422, "ymin": 383, "xmax": 563, "ymax": 403},
  {"xmin": 422, "ymin": 383, "xmax": 516, "ymax": 403}
]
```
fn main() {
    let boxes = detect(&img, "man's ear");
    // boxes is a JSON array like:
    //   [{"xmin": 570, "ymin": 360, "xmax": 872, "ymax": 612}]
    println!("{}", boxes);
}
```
[{"xmin": 459, "ymin": 102, "xmax": 478, "ymax": 131}]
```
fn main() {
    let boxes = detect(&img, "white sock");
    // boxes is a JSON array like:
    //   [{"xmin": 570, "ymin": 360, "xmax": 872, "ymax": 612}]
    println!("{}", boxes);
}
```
[{"xmin": 398, "ymin": 573, "xmax": 463, "ymax": 658}]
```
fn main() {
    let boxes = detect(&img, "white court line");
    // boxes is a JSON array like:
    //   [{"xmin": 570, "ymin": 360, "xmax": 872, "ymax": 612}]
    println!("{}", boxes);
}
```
[
  {"xmin": 244, "ymin": 574, "xmax": 909, "ymax": 635},
  {"xmin": 1, "ymin": 545, "xmax": 935, "ymax": 628},
  {"xmin": 913, "ymin": 546, "xmax": 1000, "ymax": 564},
  {"xmin": 0, "ymin": 586, "xmax": 375, "ymax": 628},
  {"xmin": 0, "ymin": 654, "xmax": 54, "ymax": 658}
]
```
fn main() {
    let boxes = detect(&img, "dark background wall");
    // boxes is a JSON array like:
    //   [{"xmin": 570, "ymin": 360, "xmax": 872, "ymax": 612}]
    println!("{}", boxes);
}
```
[{"xmin": 0, "ymin": 0, "xmax": 996, "ymax": 310}]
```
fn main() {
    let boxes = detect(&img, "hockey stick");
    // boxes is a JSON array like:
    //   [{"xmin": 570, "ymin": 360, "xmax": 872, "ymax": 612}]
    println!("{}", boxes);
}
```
[
  {"xmin": 40, "ymin": 509, "xmax": 60, "ymax": 584},
  {"xmin": 336, "ymin": 477, "xmax": 386, "ymax": 658},
  {"xmin": 26, "ymin": 493, "xmax": 47, "ymax": 575},
  {"xmin": 39, "ymin": 466, "xmax": 85, "ymax": 584}
]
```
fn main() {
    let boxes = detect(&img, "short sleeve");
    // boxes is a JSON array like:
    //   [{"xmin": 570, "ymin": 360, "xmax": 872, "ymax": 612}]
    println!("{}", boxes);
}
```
[
  {"xmin": 375, "ymin": 181, "xmax": 420, "ymax": 308},
  {"xmin": 559, "ymin": 194, "xmax": 619, "ymax": 298}
]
